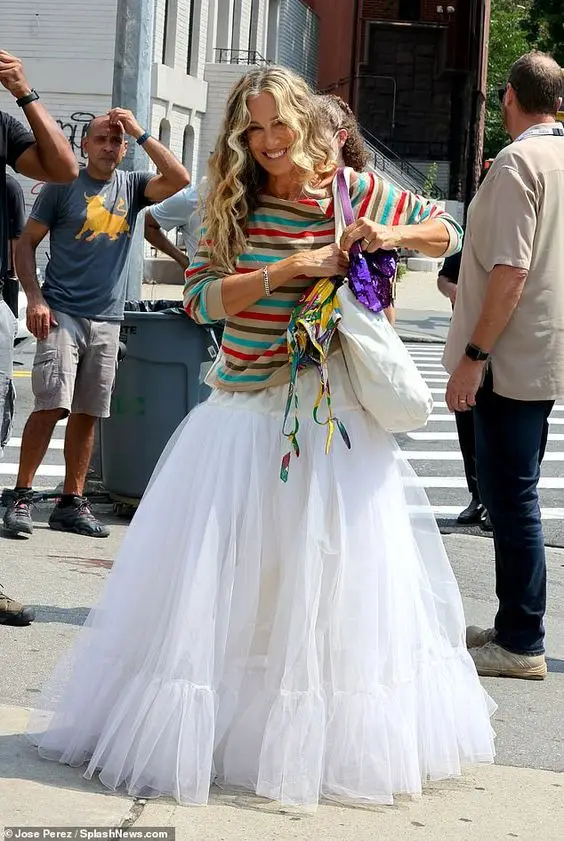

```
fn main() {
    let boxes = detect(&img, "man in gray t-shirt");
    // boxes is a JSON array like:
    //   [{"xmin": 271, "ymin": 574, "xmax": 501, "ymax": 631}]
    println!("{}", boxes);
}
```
[
  {"xmin": 3, "ymin": 109, "xmax": 189, "ymax": 540},
  {"xmin": 32, "ymin": 166, "xmax": 152, "ymax": 321}
]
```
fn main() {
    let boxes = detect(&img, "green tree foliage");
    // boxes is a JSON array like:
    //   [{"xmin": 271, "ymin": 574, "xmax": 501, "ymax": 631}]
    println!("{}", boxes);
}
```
[
  {"xmin": 525, "ymin": 0, "xmax": 564, "ymax": 66},
  {"xmin": 484, "ymin": 0, "xmax": 531, "ymax": 159}
]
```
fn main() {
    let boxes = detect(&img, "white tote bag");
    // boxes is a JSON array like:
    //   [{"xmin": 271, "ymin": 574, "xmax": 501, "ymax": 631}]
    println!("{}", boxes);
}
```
[{"xmin": 333, "ymin": 168, "xmax": 433, "ymax": 432}]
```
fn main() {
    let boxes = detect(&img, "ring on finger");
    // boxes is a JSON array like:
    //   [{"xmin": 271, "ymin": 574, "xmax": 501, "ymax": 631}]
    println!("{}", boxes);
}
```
[{"xmin": 362, "ymin": 237, "xmax": 370, "ymax": 247}]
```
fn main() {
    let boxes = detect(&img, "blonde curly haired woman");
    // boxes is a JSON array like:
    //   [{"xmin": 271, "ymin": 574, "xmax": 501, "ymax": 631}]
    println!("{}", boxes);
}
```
[{"xmin": 29, "ymin": 67, "xmax": 495, "ymax": 808}]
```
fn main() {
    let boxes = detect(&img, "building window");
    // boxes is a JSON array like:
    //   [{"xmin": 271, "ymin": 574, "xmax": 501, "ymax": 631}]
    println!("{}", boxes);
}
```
[
  {"xmin": 249, "ymin": 0, "xmax": 259, "ymax": 53},
  {"xmin": 162, "ymin": 0, "xmax": 178, "ymax": 67},
  {"xmin": 398, "ymin": 0, "xmax": 421, "ymax": 21},
  {"xmin": 217, "ymin": 0, "xmax": 234, "ymax": 52},
  {"xmin": 231, "ymin": 0, "xmax": 239, "ymax": 49},
  {"xmin": 187, "ymin": 0, "xmax": 196, "ymax": 75},
  {"xmin": 266, "ymin": 0, "xmax": 280, "ymax": 63},
  {"xmin": 182, "ymin": 125, "xmax": 195, "ymax": 174},
  {"xmin": 162, "ymin": 0, "xmax": 169, "ymax": 64},
  {"xmin": 159, "ymin": 119, "xmax": 171, "ymax": 148}
]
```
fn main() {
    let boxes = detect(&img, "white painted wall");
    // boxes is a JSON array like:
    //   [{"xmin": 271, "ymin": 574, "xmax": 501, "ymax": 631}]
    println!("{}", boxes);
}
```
[
  {"xmin": 198, "ymin": 63, "xmax": 252, "ymax": 177},
  {"xmin": 3, "ymin": 0, "xmax": 308, "ymax": 274},
  {"xmin": 2, "ymin": 0, "xmax": 117, "ymax": 268}
]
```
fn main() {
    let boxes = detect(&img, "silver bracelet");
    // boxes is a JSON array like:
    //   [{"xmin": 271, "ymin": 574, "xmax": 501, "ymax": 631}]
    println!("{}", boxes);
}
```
[{"xmin": 263, "ymin": 265, "xmax": 272, "ymax": 296}]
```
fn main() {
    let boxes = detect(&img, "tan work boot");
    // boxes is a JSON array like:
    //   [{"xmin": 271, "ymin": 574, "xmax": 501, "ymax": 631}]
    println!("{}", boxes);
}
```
[
  {"xmin": 0, "ymin": 586, "xmax": 35, "ymax": 626},
  {"xmin": 469, "ymin": 642, "xmax": 547, "ymax": 680},
  {"xmin": 466, "ymin": 625, "xmax": 496, "ymax": 648}
]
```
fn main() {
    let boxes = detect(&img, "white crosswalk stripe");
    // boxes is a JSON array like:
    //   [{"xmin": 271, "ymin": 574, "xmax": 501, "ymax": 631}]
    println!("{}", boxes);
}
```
[
  {"xmin": 397, "ymin": 343, "xmax": 564, "ymax": 525},
  {"xmin": 1, "ymin": 419, "xmax": 67, "ymax": 490}
]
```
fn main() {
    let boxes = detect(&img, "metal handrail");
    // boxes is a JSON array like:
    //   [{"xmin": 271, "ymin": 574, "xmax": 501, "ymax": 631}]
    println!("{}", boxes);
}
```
[
  {"xmin": 363, "ymin": 138, "xmax": 423, "ymax": 195},
  {"xmin": 214, "ymin": 49, "xmax": 270, "ymax": 66},
  {"xmin": 361, "ymin": 127, "xmax": 446, "ymax": 200}
]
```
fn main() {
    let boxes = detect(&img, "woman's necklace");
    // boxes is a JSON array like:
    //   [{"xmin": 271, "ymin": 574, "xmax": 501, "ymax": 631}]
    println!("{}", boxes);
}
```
[
  {"xmin": 270, "ymin": 185, "xmax": 305, "ymax": 202},
  {"xmin": 267, "ymin": 180, "xmax": 331, "ymax": 202}
]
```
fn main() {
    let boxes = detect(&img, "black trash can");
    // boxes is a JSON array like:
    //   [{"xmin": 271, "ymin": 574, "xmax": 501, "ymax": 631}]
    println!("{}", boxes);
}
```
[{"xmin": 99, "ymin": 309, "xmax": 220, "ymax": 501}]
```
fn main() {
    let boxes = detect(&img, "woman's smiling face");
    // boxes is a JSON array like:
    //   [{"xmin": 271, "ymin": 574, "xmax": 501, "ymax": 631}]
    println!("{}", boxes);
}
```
[{"xmin": 245, "ymin": 92, "xmax": 296, "ymax": 177}]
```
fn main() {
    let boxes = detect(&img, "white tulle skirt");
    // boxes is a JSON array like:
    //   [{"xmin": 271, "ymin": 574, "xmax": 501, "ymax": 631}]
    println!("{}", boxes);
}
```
[{"xmin": 28, "ymin": 351, "xmax": 495, "ymax": 808}]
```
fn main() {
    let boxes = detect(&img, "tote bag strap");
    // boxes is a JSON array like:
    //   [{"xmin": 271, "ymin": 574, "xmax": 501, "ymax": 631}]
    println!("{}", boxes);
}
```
[
  {"xmin": 334, "ymin": 167, "xmax": 362, "ymax": 260},
  {"xmin": 336, "ymin": 168, "xmax": 356, "ymax": 226}
]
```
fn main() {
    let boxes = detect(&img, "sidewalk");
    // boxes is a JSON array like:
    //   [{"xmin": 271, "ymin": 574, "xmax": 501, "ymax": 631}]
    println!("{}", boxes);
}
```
[
  {"xmin": 394, "ymin": 270, "xmax": 452, "ymax": 343},
  {"xmin": 0, "ymin": 704, "xmax": 563, "ymax": 840}
]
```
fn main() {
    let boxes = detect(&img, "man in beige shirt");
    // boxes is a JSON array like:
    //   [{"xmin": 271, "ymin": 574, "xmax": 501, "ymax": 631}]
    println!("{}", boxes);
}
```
[{"xmin": 443, "ymin": 51, "xmax": 564, "ymax": 681}]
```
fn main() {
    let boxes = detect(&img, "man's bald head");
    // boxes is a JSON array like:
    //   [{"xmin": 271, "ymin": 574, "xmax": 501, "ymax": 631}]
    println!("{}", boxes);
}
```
[
  {"xmin": 87, "ymin": 115, "xmax": 125, "ymax": 139},
  {"xmin": 509, "ymin": 51, "xmax": 563, "ymax": 116}
]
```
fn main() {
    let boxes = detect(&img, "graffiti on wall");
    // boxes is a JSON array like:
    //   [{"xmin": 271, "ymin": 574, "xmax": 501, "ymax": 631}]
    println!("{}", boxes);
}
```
[
  {"xmin": 28, "ymin": 112, "xmax": 94, "ymax": 201},
  {"xmin": 56, "ymin": 111, "xmax": 96, "ymax": 160}
]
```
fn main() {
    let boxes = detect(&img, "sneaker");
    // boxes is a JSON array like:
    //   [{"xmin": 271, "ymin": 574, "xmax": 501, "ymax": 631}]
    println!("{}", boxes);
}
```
[
  {"xmin": 469, "ymin": 642, "xmax": 547, "ymax": 680},
  {"xmin": 49, "ymin": 496, "xmax": 110, "ymax": 538},
  {"xmin": 466, "ymin": 625, "xmax": 496, "ymax": 648},
  {"xmin": 3, "ymin": 491, "xmax": 34, "ymax": 536},
  {"xmin": 0, "ymin": 586, "xmax": 35, "ymax": 626}
]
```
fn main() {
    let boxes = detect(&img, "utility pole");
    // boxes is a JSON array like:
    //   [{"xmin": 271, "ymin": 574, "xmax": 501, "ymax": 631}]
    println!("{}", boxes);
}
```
[
  {"xmin": 90, "ymin": 0, "xmax": 155, "ymax": 487},
  {"xmin": 112, "ymin": 0, "xmax": 155, "ymax": 300},
  {"xmin": 465, "ymin": 0, "xmax": 491, "ymax": 212}
]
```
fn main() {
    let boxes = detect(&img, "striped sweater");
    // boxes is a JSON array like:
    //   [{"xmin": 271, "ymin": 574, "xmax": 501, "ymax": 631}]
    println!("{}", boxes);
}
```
[{"xmin": 184, "ymin": 172, "xmax": 461, "ymax": 392}]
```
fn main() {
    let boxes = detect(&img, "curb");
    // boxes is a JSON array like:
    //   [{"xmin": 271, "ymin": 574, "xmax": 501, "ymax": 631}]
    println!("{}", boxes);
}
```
[{"xmin": 398, "ymin": 332, "xmax": 446, "ymax": 345}]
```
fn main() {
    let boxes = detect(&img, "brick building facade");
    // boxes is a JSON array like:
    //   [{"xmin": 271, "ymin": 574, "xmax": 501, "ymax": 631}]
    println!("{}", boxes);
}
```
[{"xmin": 306, "ymin": 0, "xmax": 490, "ymax": 202}]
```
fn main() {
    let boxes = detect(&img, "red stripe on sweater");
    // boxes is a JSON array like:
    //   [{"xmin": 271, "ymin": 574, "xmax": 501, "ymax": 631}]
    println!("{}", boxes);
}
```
[
  {"xmin": 392, "ymin": 191, "xmax": 408, "ymax": 226},
  {"xmin": 238, "ymin": 310, "xmax": 290, "ymax": 323},
  {"xmin": 223, "ymin": 345, "xmax": 287, "ymax": 362},
  {"xmin": 358, "ymin": 172, "xmax": 376, "ymax": 219},
  {"xmin": 185, "ymin": 263, "xmax": 210, "ymax": 280},
  {"xmin": 248, "ymin": 226, "xmax": 333, "ymax": 239}
]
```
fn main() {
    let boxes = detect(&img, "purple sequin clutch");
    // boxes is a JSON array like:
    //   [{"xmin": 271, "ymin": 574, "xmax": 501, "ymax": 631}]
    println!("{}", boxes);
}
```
[
  {"xmin": 348, "ymin": 248, "xmax": 397, "ymax": 314},
  {"xmin": 337, "ymin": 169, "xmax": 398, "ymax": 314}
]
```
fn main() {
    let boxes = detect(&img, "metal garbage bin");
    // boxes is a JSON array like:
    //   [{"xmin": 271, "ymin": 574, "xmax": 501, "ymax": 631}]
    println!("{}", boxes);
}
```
[{"xmin": 99, "ymin": 309, "xmax": 220, "ymax": 502}]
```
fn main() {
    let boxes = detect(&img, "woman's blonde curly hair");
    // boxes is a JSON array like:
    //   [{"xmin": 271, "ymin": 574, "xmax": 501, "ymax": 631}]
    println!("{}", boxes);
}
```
[{"xmin": 205, "ymin": 66, "xmax": 335, "ymax": 273}]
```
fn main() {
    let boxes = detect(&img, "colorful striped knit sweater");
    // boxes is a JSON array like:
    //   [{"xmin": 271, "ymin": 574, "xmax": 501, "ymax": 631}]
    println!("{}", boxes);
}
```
[{"xmin": 184, "ymin": 171, "xmax": 461, "ymax": 392}]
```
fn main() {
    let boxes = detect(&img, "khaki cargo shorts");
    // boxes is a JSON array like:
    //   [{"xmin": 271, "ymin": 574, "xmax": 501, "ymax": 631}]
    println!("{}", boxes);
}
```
[{"xmin": 32, "ymin": 310, "xmax": 120, "ymax": 418}]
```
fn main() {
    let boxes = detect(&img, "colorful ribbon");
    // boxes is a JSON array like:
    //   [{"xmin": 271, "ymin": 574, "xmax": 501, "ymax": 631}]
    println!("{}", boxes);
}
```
[{"xmin": 281, "ymin": 277, "xmax": 351, "ymax": 482}]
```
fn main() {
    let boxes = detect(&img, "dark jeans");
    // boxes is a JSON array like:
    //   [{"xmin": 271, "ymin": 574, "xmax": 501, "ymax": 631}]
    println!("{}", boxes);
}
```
[
  {"xmin": 474, "ymin": 371, "xmax": 553, "ymax": 655},
  {"xmin": 455, "ymin": 409, "xmax": 479, "ymax": 500}
]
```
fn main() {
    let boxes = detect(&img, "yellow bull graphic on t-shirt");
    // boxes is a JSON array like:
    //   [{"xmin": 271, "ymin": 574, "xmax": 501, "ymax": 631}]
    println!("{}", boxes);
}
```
[{"xmin": 75, "ymin": 194, "xmax": 130, "ymax": 242}]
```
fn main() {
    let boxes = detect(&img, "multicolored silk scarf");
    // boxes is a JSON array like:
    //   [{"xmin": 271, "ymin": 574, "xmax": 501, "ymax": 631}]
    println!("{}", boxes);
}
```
[{"xmin": 281, "ymin": 277, "xmax": 351, "ymax": 482}]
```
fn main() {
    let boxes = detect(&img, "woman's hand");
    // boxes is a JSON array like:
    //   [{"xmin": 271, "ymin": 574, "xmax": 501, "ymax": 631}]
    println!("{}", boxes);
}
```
[
  {"xmin": 297, "ymin": 244, "xmax": 350, "ymax": 278},
  {"xmin": 340, "ymin": 218, "xmax": 400, "ymax": 253}
]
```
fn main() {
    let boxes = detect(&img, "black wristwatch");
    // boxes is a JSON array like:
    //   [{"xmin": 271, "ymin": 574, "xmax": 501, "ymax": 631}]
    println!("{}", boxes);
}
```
[
  {"xmin": 465, "ymin": 342, "xmax": 490, "ymax": 362},
  {"xmin": 16, "ymin": 89, "xmax": 40, "ymax": 108}
]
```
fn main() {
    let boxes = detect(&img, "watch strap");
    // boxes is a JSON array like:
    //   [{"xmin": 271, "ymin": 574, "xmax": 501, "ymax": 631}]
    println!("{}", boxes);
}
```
[
  {"xmin": 136, "ymin": 131, "xmax": 151, "ymax": 146},
  {"xmin": 16, "ymin": 90, "xmax": 40, "ymax": 108},
  {"xmin": 465, "ymin": 342, "xmax": 490, "ymax": 362}
]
